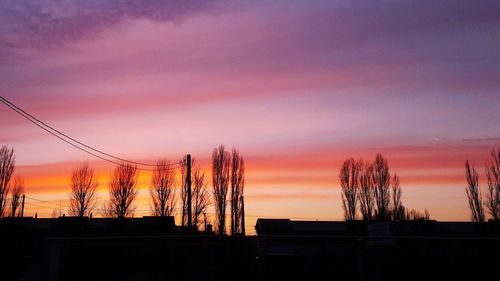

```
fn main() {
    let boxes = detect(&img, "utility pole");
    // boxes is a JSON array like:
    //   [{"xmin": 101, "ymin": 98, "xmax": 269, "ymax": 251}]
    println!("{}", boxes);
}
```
[
  {"xmin": 204, "ymin": 212, "xmax": 207, "ymax": 232},
  {"xmin": 20, "ymin": 194, "xmax": 25, "ymax": 217},
  {"xmin": 241, "ymin": 196, "xmax": 245, "ymax": 236},
  {"xmin": 187, "ymin": 154, "xmax": 192, "ymax": 229}
]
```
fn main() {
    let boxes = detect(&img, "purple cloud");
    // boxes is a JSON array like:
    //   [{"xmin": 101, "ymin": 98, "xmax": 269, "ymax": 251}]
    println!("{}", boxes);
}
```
[{"xmin": 0, "ymin": 0, "xmax": 218, "ymax": 62}]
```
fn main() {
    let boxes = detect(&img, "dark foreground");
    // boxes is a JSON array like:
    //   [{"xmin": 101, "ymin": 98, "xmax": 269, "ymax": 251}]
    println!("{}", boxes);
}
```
[{"xmin": 1, "ymin": 217, "xmax": 499, "ymax": 281}]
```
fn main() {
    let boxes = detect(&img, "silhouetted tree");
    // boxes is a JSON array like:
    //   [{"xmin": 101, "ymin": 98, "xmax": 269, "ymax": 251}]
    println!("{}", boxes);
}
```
[
  {"xmin": 373, "ymin": 154, "xmax": 391, "ymax": 221},
  {"xmin": 51, "ymin": 209, "xmax": 59, "ymax": 218},
  {"xmin": 192, "ymin": 167, "xmax": 209, "ymax": 229},
  {"xmin": 342, "ymin": 155, "xmax": 418, "ymax": 222},
  {"xmin": 230, "ymin": 149, "xmax": 245, "ymax": 235},
  {"xmin": 212, "ymin": 145, "xmax": 230, "ymax": 235},
  {"xmin": 339, "ymin": 158, "xmax": 360, "ymax": 220},
  {"xmin": 106, "ymin": 163, "xmax": 138, "ymax": 218},
  {"xmin": 0, "ymin": 145, "xmax": 15, "ymax": 217},
  {"xmin": 391, "ymin": 174, "xmax": 405, "ymax": 221},
  {"xmin": 405, "ymin": 208, "xmax": 431, "ymax": 221},
  {"xmin": 69, "ymin": 162, "xmax": 99, "ymax": 217},
  {"xmin": 485, "ymin": 148, "xmax": 500, "ymax": 221},
  {"xmin": 358, "ymin": 161, "xmax": 375, "ymax": 220},
  {"xmin": 150, "ymin": 160, "xmax": 176, "ymax": 217},
  {"xmin": 10, "ymin": 176, "xmax": 24, "ymax": 217},
  {"xmin": 465, "ymin": 160, "xmax": 485, "ymax": 222}
]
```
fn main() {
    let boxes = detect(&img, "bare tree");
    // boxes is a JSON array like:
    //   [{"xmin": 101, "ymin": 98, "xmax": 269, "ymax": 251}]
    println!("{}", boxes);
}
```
[
  {"xmin": 69, "ymin": 162, "xmax": 99, "ymax": 217},
  {"xmin": 373, "ymin": 154, "xmax": 391, "ymax": 221},
  {"xmin": 230, "ymin": 149, "xmax": 245, "ymax": 235},
  {"xmin": 106, "ymin": 163, "xmax": 138, "ymax": 218},
  {"xmin": 0, "ymin": 145, "xmax": 15, "ymax": 217},
  {"xmin": 212, "ymin": 145, "xmax": 230, "ymax": 235},
  {"xmin": 51, "ymin": 209, "xmax": 59, "ymax": 218},
  {"xmin": 485, "ymin": 149, "xmax": 500, "ymax": 221},
  {"xmin": 339, "ymin": 158, "xmax": 360, "ymax": 221},
  {"xmin": 465, "ymin": 160, "xmax": 485, "ymax": 222},
  {"xmin": 10, "ymin": 176, "xmax": 24, "ymax": 217},
  {"xmin": 391, "ymin": 174, "xmax": 405, "ymax": 221},
  {"xmin": 192, "ymin": 167, "xmax": 209, "ymax": 229},
  {"xmin": 424, "ymin": 209, "xmax": 430, "ymax": 220},
  {"xmin": 358, "ymin": 161, "xmax": 375, "ymax": 220},
  {"xmin": 150, "ymin": 160, "xmax": 176, "ymax": 217},
  {"xmin": 405, "ymin": 208, "xmax": 431, "ymax": 221}
]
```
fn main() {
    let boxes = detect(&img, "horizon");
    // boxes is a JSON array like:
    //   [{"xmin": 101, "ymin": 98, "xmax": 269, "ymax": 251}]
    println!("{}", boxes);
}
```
[{"xmin": 1, "ymin": 1, "xmax": 500, "ymax": 231}]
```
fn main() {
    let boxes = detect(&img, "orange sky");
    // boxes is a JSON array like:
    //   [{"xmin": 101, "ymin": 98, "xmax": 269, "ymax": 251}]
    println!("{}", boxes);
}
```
[{"xmin": 12, "ymin": 142, "xmax": 497, "ymax": 234}]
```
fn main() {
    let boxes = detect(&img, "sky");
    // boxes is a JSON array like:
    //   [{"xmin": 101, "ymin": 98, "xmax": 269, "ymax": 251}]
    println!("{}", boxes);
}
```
[{"xmin": 1, "ymin": 0, "xmax": 500, "ymax": 230}]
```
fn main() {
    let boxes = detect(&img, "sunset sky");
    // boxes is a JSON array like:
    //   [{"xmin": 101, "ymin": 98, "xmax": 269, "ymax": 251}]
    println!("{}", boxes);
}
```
[{"xmin": 1, "ymin": 1, "xmax": 500, "ymax": 230}]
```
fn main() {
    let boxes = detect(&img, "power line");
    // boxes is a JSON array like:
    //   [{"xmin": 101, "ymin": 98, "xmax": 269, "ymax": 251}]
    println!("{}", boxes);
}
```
[
  {"xmin": 0, "ymin": 96, "xmax": 159, "ymax": 171},
  {"xmin": 24, "ymin": 196, "xmax": 174, "ymax": 214},
  {"xmin": 24, "ymin": 202, "xmax": 61, "ymax": 209},
  {"xmin": 23, "ymin": 196, "xmax": 316, "ymax": 223},
  {"xmin": 0, "ymin": 95, "xmax": 183, "ymax": 170},
  {"xmin": 24, "ymin": 196, "xmax": 324, "ymax": 221},
  {"xmin": 24, "ymin": 201, "xmax": 151, "ymax": 214},
  {"xmin": 25, "ymin": 196, "xmax": 70, "ymax": 207},
  {"xmin": 0, "ymin": 95, "xmax": 181, "ymax": 167}
]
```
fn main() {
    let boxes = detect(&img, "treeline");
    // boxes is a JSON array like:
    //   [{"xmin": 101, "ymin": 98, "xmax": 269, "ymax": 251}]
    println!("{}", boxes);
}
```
[
  {"xmin": 6, "ymin": 143, "xmax": 500, "ymax": 226},
  {"xmin": 0, "ymin": 144, "xmax": 245, "ymax": 235},
  {"xmin": 465, "ymin": 148, "xmax": 500, "ymax": 222},
  {"xmin": 338, "ymin": 154, "xmax": 430, "ymax": 222},
  {"xmin": 0, "ymin": 146, "xmax": 25, "ymax": 217}
]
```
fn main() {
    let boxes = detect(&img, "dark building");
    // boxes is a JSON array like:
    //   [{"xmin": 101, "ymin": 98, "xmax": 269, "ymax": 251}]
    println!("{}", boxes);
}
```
[
  {"xmin": 255, "ymin": 219, "xmax": 500, "ymax": 281},
  {"xmin": 2, "ymin": 217, "xmax": 500, "ymax": 281},
  {"xmin": 0, "ymin": 216, "xmax": 255, "ymax": 281}
]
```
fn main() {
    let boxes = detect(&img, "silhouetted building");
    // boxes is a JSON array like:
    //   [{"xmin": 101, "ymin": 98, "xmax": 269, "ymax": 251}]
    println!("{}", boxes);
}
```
[
  {"xmin": 2, "ymin": 217, "xmax": 500, "ymax": 281},
  {"xmin": 255, "ymin": 219, "xmax": 500, "ymax": 281}
]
